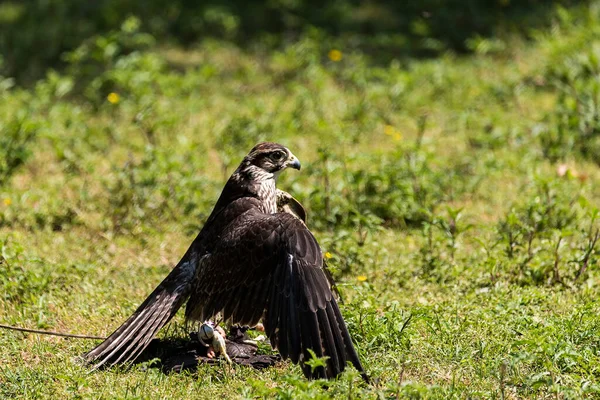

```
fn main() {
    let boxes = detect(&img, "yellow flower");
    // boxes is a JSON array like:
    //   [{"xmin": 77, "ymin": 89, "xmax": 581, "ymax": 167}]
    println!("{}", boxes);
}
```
[
  {"xmin": 107, "ymin": 92, "xmax": 120, "ymax": 104},
  {"xmin": 357, "ymin": 275, "xmax": 367, "ymax": 282},
  {"xmin": 328, "ymin": 49, "xmax": 343, "ymax": 62},
  {"xmin": 384, "ymin": 125, "xmax": 402, "ymax": 141},
  {"xmin": 324, "ymin": 252, "xmax": 332, "ymax": 259},
  {"xmin": 3, "ymin": 198, "xmax": 11, "ymax": 206}
]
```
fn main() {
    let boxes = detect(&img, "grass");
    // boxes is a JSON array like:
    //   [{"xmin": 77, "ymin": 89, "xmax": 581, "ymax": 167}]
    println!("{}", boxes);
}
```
[{"xmin": 2, "ymin": 4, "xmax": 600, "ymax": 399}]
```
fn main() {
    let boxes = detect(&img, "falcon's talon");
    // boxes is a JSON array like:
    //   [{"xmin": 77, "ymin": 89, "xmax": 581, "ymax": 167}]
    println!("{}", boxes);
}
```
[{"xmin": 206, "ymin": 346, "xmax": 216, "ymax": 358}]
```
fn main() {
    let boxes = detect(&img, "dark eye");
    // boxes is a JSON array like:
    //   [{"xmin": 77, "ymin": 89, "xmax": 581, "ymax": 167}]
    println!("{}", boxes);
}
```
[{"xmin": 271, "ymin": 151, "xmax": 285, "ymax": 161}]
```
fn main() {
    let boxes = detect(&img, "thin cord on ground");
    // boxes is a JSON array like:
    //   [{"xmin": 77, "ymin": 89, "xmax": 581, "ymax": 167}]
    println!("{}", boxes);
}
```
[{"xmin": 0, "ymin": 323, "xmax": 105, "ymax": 340}]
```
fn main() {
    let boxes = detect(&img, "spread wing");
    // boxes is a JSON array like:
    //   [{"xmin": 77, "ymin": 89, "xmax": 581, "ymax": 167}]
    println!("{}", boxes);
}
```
[
  {"xmin": 184, "ymin": 209, "xmax": 367, "ymax": 381},
  {"xmin": 84, "ymin": 254, "xmax": 198, "ymax": 370}
]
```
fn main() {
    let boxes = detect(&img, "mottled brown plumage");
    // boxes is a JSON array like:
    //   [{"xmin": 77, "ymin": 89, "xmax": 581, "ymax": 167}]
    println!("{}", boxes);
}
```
[{"xmin": 85, "ymin": 142, "xmax": 367, "ymax": 381}]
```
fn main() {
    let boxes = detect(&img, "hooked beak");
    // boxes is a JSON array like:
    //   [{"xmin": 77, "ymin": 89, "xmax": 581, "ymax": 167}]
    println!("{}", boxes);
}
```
[{"xmin": 287, "ymin": 153, "xmax": 301, "ymax": 170}]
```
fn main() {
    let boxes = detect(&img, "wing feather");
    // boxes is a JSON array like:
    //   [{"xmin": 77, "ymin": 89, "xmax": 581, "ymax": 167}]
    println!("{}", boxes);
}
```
[
  {"xmin": 304, "ymin": 307, "xmax": 326, "ymax": 379},
  {"xmin": 249, "ymin": 279, "xmax": 269, "ymax": 327},
  {"xmin": 325, "ymin": 301, "xmax": 347, "ymax": 369},
  {"xmin": 187, "ymin": 210, "xmax": 368, "ymax": 381},
  {"xmin": 317, "ymin": 307, "xmax": 340, "ymax": 376},
  {"xmin": 85, "ymin": 258, "xmax": 196, "ymax": 369}
]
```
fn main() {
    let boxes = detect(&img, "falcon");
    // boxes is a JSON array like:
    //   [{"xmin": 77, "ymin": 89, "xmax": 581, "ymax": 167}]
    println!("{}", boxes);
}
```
[{"xmin": 85, "ymin": 142, "xmax": 368, "ymax": 381}]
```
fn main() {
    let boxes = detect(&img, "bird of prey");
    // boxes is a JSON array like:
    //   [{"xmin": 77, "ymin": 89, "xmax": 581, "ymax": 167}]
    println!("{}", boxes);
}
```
[{"xmin": 85, "ymin": 142, "xmax": 368, "ymax": 381}]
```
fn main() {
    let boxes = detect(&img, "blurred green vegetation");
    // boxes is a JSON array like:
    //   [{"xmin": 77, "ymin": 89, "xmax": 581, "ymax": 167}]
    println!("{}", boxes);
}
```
[
  {"xmin": 0, "ymin": 0, "xmax": 588, "ymax": 82},
  {"xmin": 1, "ymin": 1, "xmax": 600, "ymax": 399}
]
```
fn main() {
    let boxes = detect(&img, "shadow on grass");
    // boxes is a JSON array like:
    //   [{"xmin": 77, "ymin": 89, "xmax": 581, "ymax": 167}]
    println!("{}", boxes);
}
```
[{"xmin": 101, "ymin": 329, "xmax": 280, "ymax": 374}]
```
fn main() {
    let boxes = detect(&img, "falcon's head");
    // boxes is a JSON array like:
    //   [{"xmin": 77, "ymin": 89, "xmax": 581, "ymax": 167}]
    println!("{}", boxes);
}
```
[{"xmin": 244, "ymin": 142, "xmax": 301, "ymax": 174}]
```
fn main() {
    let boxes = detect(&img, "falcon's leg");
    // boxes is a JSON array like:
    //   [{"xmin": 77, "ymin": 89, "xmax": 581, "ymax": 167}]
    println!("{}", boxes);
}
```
[
  {"xmin": 212, "ymin": 329, "xmax": 232, "ymax": 364},
  {"xmin": 197, "ymin": 321, "xmax": 231, "ymax": 363}
]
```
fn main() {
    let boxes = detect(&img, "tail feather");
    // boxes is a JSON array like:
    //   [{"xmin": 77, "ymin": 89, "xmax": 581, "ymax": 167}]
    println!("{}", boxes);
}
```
[{"xmin": 85, "ymin": 259, "xmax": 196, "ymax": 369}]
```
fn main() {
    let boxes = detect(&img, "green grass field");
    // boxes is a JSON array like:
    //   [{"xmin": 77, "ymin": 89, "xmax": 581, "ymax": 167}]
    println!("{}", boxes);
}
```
[{"xmin": 1, "ymin": 3, "xmax": 600, "ymax": 399}]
